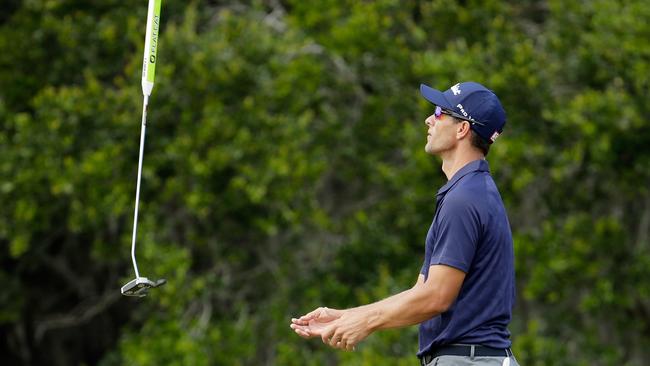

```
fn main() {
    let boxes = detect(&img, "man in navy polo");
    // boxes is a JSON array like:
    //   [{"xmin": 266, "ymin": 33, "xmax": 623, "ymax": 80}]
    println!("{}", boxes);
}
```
[{"xmin": 290, "ymin": 82, "xmax": 518, "ymax": 365}]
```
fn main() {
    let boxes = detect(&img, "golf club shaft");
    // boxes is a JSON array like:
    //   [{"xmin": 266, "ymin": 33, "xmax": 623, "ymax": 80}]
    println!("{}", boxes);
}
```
[
  {"xmin": 130, "ymin": 0, "xmax": 161, "ymax": 279},
  {"xmin": 131, "ymin": 95, "xmax": 149, "ymax": 278}
]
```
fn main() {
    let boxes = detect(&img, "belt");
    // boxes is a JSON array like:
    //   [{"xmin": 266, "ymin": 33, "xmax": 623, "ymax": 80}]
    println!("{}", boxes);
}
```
[{"xmin": 419, "ymin": 345, "xmax": 512, "ymax": 365}]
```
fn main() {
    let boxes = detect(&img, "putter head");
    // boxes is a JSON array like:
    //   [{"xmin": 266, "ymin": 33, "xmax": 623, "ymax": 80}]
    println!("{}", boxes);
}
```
[{"xmin": 121, "ymin": 277, "xmax": 166, "ymax": 297}]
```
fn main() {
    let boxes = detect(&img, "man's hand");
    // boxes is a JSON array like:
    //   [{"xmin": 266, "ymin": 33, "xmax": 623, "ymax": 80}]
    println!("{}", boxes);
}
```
[
  {"xmin": 290, "ymin": 307, "xmax": 373, "ymax": 351},
  {"xmin": 320, "ymin": 310, "xmax": 372, "ymax": 351},
  {"xmin": 290, "ymin": 307, "xmax": 343, "ymax": 339}
]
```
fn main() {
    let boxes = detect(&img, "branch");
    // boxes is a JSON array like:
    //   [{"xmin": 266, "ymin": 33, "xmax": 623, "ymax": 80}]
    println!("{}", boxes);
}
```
[{"xmin": 34, "ymin": 290, "xmax": 121, "ymax": 343}]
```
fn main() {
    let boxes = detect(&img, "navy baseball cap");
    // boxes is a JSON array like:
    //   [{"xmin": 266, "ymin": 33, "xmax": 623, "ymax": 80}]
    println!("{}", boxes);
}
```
[{"xmin": 420, "ymin": 81, "xmax": 506, "ymax": 143}]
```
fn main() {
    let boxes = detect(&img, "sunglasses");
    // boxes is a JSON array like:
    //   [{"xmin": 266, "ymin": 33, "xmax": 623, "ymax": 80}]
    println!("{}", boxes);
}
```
[{"xmin": 434, "ymin": 106, "xmax": 486, "ymax": 127}]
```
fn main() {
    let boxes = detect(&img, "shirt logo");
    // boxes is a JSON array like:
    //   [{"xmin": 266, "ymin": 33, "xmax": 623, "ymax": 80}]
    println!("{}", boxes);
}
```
[{"xmin": 451, "ymin": 83, "xmax": 461, "ymax": 95}]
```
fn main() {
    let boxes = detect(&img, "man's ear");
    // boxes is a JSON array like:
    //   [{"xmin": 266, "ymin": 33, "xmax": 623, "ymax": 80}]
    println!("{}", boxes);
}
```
[{"xmin": 456, "ymin": 121, "xmax": 472, "ymax": 139}]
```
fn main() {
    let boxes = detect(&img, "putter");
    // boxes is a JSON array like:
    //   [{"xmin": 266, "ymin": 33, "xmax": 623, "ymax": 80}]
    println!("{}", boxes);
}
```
[{"xmin": 122, "ymin": 0, "xmax": 165, "ymax": 297}]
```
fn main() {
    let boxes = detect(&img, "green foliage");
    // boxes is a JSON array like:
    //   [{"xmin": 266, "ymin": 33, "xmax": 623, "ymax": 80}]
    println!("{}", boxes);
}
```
[{"xmin": 1, "ymin": 0, "xmax": 649, "ymax": 365}]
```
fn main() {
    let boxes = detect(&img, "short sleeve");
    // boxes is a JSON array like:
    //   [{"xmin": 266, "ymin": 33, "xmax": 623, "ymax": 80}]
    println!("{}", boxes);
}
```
[
  {"xmin": 420, "ymin": 257, "xmax": 429, "ymax": 276},
  {"xmin": 429, "ymin": 197, "xmax": 480, "ymax": 273}
]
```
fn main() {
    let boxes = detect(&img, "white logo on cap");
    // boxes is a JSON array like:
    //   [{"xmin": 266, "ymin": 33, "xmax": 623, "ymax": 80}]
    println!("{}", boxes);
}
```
[
  {"xmin": 456, "ymin": 103, "xmax": 475, "ymax": 121},
  {"xmin": 451, "ymin": 83, "xmax": 461, "ymax": 95},
  {"xmin": 490, "ymin": 131, "xmax": 500, "ymax": 142}
]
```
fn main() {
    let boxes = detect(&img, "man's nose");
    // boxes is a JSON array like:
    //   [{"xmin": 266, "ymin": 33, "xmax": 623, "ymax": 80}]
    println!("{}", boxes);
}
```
[{"xmin": 425, "ymin": 115, "xmax": 435, "ymax": 127}]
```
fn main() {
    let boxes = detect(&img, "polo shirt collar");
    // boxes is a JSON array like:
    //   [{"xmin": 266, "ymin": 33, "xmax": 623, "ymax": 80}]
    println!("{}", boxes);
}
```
[{"xmin": 437, "ymin": 159, "xmax": 490, "ymax": 197}]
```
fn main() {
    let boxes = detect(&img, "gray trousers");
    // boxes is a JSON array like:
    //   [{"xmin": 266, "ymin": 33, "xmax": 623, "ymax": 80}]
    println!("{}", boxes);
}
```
[{"xmin": 425, "ymin": 355, "xmax": 520, "ymax": 365}]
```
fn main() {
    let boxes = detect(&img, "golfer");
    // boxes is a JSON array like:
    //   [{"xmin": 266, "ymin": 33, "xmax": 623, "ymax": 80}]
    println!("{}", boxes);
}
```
[{"xmin": 290, "ymin": 81, "xmax": 518, "ymax": 365}]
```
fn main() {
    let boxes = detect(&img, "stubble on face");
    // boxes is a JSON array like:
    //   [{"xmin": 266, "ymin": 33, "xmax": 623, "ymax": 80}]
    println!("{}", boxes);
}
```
[{"xmin": 425, "ymin": 116, "xmax": 457, "ymax": 156}]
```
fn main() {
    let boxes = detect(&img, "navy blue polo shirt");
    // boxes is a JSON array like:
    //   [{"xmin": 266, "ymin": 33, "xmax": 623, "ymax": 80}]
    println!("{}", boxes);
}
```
[{"xmin": 418, "ymin": 159, "xmax": 515, "ymax": 356}]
